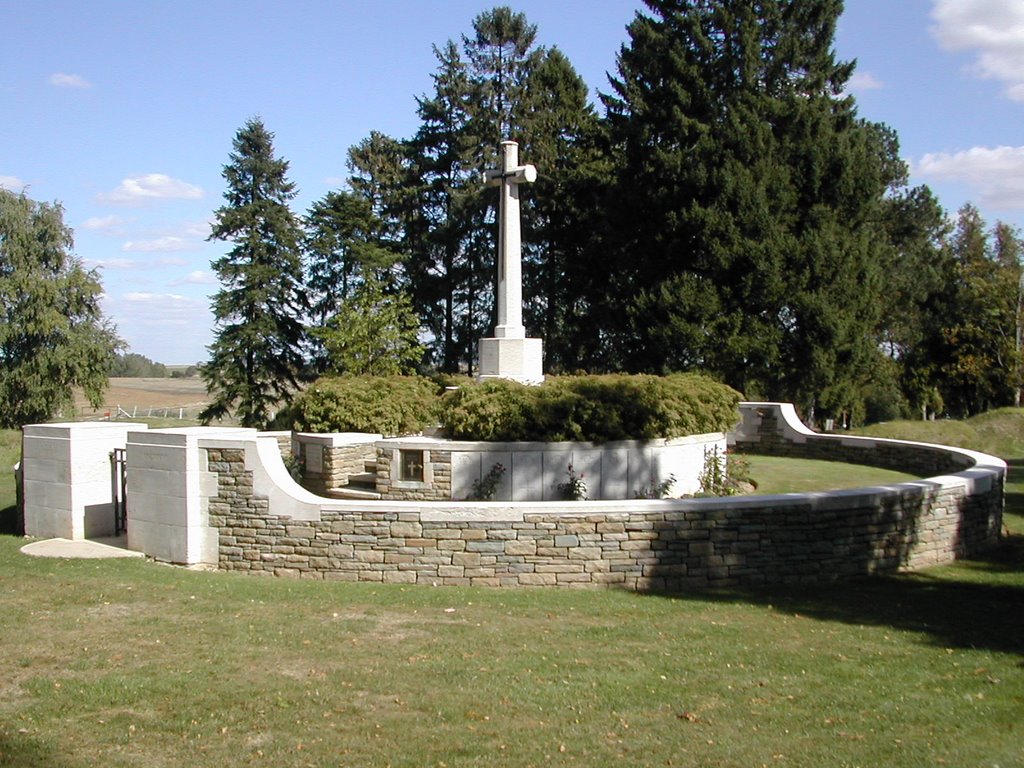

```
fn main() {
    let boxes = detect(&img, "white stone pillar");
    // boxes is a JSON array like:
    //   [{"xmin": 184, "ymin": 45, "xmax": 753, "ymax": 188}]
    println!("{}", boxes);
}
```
[
  {"xmin": 126, "ymin": 426, "xmax": 254, "ymax": 565},
  {"xmin": 22, "ymin": 421, "xmax": 148, "ymax": 540}
]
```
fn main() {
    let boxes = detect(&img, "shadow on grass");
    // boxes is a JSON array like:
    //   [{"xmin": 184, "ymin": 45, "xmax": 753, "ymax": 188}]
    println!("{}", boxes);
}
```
[
  {"xmin": 0, "ymin": 505, "xmax": 21, "ymax": 537},
  {"xmin": 661, "ymin": 529, "xmax": 1024, "ymax": 658},
  {"xmin": 0, "ymin": 731, "xmax": 75, "ymax": 768}
]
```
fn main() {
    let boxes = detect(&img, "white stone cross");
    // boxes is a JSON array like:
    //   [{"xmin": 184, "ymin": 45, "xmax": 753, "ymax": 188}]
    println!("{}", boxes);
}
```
[
  {"xmin": 483, "ymin": 140, "xmax": 536, "ymax": 339},
  {"xmin": 477, "ymin": 140, "xmax": 544, "ymax": 383}
]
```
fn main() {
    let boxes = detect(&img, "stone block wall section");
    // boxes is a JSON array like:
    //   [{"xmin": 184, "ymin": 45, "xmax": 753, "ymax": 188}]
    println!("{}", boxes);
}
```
[
  {"xmin": 291, "ymin": 433, "xmax": 381, "ymax": 496},
  {"xmin": 204, "ymin": 403, "xmax": 1005, "ymax": 588}
]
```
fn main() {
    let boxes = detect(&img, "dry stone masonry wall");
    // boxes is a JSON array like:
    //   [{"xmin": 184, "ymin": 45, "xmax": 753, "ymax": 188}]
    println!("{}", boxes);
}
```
[{"xmin": 205, "ymin": 403, "xmax": 1005, "ymax": 589}]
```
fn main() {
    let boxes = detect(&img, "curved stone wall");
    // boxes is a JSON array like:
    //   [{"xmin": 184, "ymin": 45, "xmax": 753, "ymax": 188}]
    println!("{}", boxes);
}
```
[
  {"xmin": 20, "ymin": 407, "xmax": 1002, "ymax": 585},
  {"xmin": 202, "ymin": 404, "xmax": 1004, "ymax": 587}
]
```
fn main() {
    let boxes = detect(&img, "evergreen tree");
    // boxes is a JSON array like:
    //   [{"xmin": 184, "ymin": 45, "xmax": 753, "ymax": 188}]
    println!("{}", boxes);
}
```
[
  {"xmin": 875, "ymin": 185, "xmax": 951, "ymax": 419},
  {"xmin": 0, "ymin": 189, "xmax": 121, "ymax": 427},
  {"xmin": 314, "ymin": 277, "xmax": 424, "ymax": 376},
  {"xmin": 461, "ymin": 7, "xmax": 543, "ymax": 355},
  {"xmin": 305, "ymin": 193, "xmax": 399, "ymax": 323},
  {"xmin": 462, "ymin": 6, "xmax": 541, "ymax": 147},
  {"xmin": 516, "ymin": 47, "xmax": 604, "ymax": 371},
  {"xmin": 994, "ymin": 221, "xmax": 1024, "ymax": 406},
  {"xmin": 407, "ymin": 40, "xmax": 480, "ymax": 373},
  {"xmin": 602, "ymin": 0, "xmax": 904, "ymax": 420},
  {"xmin": 413, "ymin": 7, "xmax": 598, "ymax": 372},
  {"xmin": 930, "ymin": 205, "xmax": 1022, "ymax": 416},
  {"xmin": 201, "ymin": 118, "xmax": 307, "ymax": 428},
  {"xmin": 304, "ymin": 189, "xmax": 401, "ymax": 372}
]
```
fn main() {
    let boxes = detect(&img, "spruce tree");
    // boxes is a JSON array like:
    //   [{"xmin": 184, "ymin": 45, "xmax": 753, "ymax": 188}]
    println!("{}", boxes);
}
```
[
  {"xmin": 407, "ymin": 40, "xmax": 480, "ymax": 373},
  {"xmin": 516, "ymin": 47, "xmax": 603, "ymax": 371},
  {"xmin": 201, "ymin": 118, "xmax": 307, "ymax": 428},
  {"xmin": 602, "ymin": 0, "xmax": 905, "ymax": 421}
]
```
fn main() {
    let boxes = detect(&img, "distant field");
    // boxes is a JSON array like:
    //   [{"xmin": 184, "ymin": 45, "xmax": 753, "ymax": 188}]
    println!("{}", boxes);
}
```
[{"xmin": 72, "ymin": 378, "xmax": 209, "ymax": 420}]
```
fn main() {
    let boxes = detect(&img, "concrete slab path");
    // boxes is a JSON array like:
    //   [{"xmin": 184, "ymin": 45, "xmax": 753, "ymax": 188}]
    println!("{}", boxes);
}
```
[{"xmin": 20, "ymin": 536, "xmax": 144, "ymax": 559}]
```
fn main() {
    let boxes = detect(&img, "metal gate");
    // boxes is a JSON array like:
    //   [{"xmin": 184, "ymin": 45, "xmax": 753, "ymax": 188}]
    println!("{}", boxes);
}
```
[{"xmin": 110, "ymin": 448, "xmax": 127, "ymax": 535}]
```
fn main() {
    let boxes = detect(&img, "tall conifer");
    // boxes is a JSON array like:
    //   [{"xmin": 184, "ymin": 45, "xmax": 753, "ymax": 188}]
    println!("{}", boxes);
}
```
[
  {"xmin": 202, "ymin": 118, "xmax": 307, "ymax": 428},
  {"xmin": 603, "ymin": 0, "xmax": 903, "ymax": 420}
]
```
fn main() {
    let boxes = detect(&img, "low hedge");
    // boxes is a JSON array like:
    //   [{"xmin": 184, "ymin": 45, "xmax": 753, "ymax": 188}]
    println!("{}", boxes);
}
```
[
  {"xmin": 277, "ymin": 373, "xmax": 741, "ymax": 441},
  {"xmin": 279, "ymin": 375, "xmax": 439, "ymax": 436},
  {"xmin": 440, "ymin": 374, "xmax": 741, "ymax": 442}
]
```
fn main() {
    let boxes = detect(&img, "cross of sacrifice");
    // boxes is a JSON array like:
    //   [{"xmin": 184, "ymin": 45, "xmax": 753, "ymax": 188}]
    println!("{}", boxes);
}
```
[
  {"xmin": 477, "ymin": 140, "xmax": 543, "ymax": 383},
  {"xmin": 483, "ymin": 140, "xmax": 537, "ymax": 339}
]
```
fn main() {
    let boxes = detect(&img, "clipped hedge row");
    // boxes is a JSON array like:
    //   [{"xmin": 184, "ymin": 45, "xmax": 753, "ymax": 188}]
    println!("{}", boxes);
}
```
[
  {"xmin": 440, "ymin": 374, "xmax": 741, "ymax": 442},
  {"xmin": 280, "ymin": 375, "xmax": 439, "ymax": 436},
  {"xmin": 278, "ymin": 373, "xmax": 741, "ymax": 441}
]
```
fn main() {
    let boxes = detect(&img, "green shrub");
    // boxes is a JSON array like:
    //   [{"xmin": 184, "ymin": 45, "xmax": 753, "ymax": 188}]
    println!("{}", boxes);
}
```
[
  {"xmin": 440, "ymin": 373, "xmax": 740, "ymax": 442},
  {"xmin": 279, "ymin": 375, "xmax": 439, "ymax": 436},
  {"xmin": 438, "ymin": 379, "xmax": 534, "ymax": 441}
]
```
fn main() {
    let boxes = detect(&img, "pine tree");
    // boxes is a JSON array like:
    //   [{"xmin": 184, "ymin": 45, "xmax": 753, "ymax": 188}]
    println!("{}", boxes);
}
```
[
  {"xmin": 0, "ymin": 189, "xmax": 121, "ymax": 427},
  {"xmin": 407, "ymin": 41, "xmax": 480, "ymax": 373},
  {"xmin": 462, "ymin": 6, "xmax": 541, "ymax": 147},
  {"xmin": 601, "ymin": 0, "xmax": 903, "ymax": 421},
  {"xmin": 201, "ymin": 118, "xmax": 307, "ymax": 428},
  {"xmin": 516, "ymin": 47, "xmax": 603, "ymax": 371},
  {"xmin": 335, "ymin": 7, "xmax": 603, "ymax": 374}
]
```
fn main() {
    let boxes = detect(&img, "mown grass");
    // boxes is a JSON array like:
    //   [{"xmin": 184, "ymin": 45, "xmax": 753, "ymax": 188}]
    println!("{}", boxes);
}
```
[
  {"xmin": 1, "ymin": 535, "xmax": 1022, "ymax": 768},
  {"xmin": 1, "ymin": 413, "xmax": 1022, "ymax": 767},
  {"xmin": 744, "ymin": 456, "xmax": 917, "ymax": 495}
]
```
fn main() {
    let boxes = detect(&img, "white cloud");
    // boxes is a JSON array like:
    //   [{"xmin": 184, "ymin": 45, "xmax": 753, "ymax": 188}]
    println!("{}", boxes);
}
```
[
  {"xmin": 125, "ymin": 291, "xmax": 188, "ymax": 303},
  {"xmin": 930, "ymin": 0, "xmax": 1024, "ymax": 100},
  {"xmin": 183, "ymin": 219, "xmax": 213, "ymax": 238},
  {"xmin": 174, "ymin": 270, "xmax": 218, "ymax": 286},
  {"xmin": 99, "ymin": 173, "xmax": 203, "ymax": 205},
  {"xmin": 86, "ymin": 257, "xmax": 137, "ymax": 270},
  {"xmin": 118, "ymin": 291, "xmax": 210, "ymax": 328},
  {"xmin": 0, "ymin": 175, "xmax": 26, "ymax": 191},
  {"xmin": 49, "ymin": 72, "xmax": 92, "ymax": 89},
  {"xmin": 916, "ymin": 145, "xmax": 1024, "ymax": 208},
  {"xmin": 82, "ymin": 215, "xmax": 130, "ymax": 231},
  {"xmin": 847, "ymin": 72, "xmax": 884, "ymax": 92},
  {"xmin": 156, "ymin": 256, "xmax": 189, "ymax": 267},
  {"xmin": 104, "ymin": 291, "xmax": 213, "ymax": 364},
  {"xmin": 122, "ymin": 236, "xmax": 194, "ymax": 253}
]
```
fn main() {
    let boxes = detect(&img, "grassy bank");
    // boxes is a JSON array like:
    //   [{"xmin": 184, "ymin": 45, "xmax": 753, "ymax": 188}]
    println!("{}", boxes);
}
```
[
  {"xmin": 0, "ymin": 534, "xmax": 1021, "ymax": 768},
  {"xmin": 1, "ymin": 413, "xmax": 1021, "ymax": 766}
]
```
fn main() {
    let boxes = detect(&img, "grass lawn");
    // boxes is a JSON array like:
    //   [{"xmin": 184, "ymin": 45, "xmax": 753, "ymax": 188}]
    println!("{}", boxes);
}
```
[
  {"xmin": 0, "ymin": 414, "xmax": 1021, "ymax": 767},
  {"xmin": 744, "ymin": 455, "xmax": 917, "ymax": 495}
]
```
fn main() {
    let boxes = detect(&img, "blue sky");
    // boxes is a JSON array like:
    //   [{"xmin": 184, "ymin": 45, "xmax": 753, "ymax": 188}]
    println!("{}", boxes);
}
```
[{"xmin": 2, "ymin": 0, "xmax": 1023, "ymax": 365}]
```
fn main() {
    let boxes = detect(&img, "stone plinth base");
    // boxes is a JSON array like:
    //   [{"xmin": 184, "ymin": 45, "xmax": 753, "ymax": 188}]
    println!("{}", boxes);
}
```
[{"xmin": 478, "ymin": 336, "xmax": 544, "ymax": 384}]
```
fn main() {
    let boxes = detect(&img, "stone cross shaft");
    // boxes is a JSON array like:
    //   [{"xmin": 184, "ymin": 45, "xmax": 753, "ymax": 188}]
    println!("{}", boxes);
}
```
[{"xmin": 484, "ymin": 140, "xmax": 536, "ymax": 339}]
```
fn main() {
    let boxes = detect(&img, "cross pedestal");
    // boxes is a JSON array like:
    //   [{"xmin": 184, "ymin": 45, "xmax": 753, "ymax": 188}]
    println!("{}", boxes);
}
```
[{"xmin": 478, "ymin": 140, "xmax": 544, "ymax": 384}]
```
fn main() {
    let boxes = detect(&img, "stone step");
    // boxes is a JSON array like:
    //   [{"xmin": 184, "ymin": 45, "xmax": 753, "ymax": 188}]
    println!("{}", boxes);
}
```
[
  {"xmin": 324, "ymin": 486, "xmax": 382, "ymax": 501},
  {"xmin": 348, "ymin": 472, "xmax": 378, "ymax": 488}
]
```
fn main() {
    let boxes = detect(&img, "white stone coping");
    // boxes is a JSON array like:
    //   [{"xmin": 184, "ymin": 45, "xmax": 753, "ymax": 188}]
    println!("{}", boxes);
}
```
[
  {"xmin": 179, "ymin": 406, "xmax": 1005, "ymax": 526},
  {"xmin": 375, "ymin": 432, "xmax": 725, "ymax": 452},
  {"xmin": 293, "ymin": 431, "xmax": 383, "ymax": 447},
  {"xmin": 23, "ymin": 421, "xmax": 150, "ymax": 437}
]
